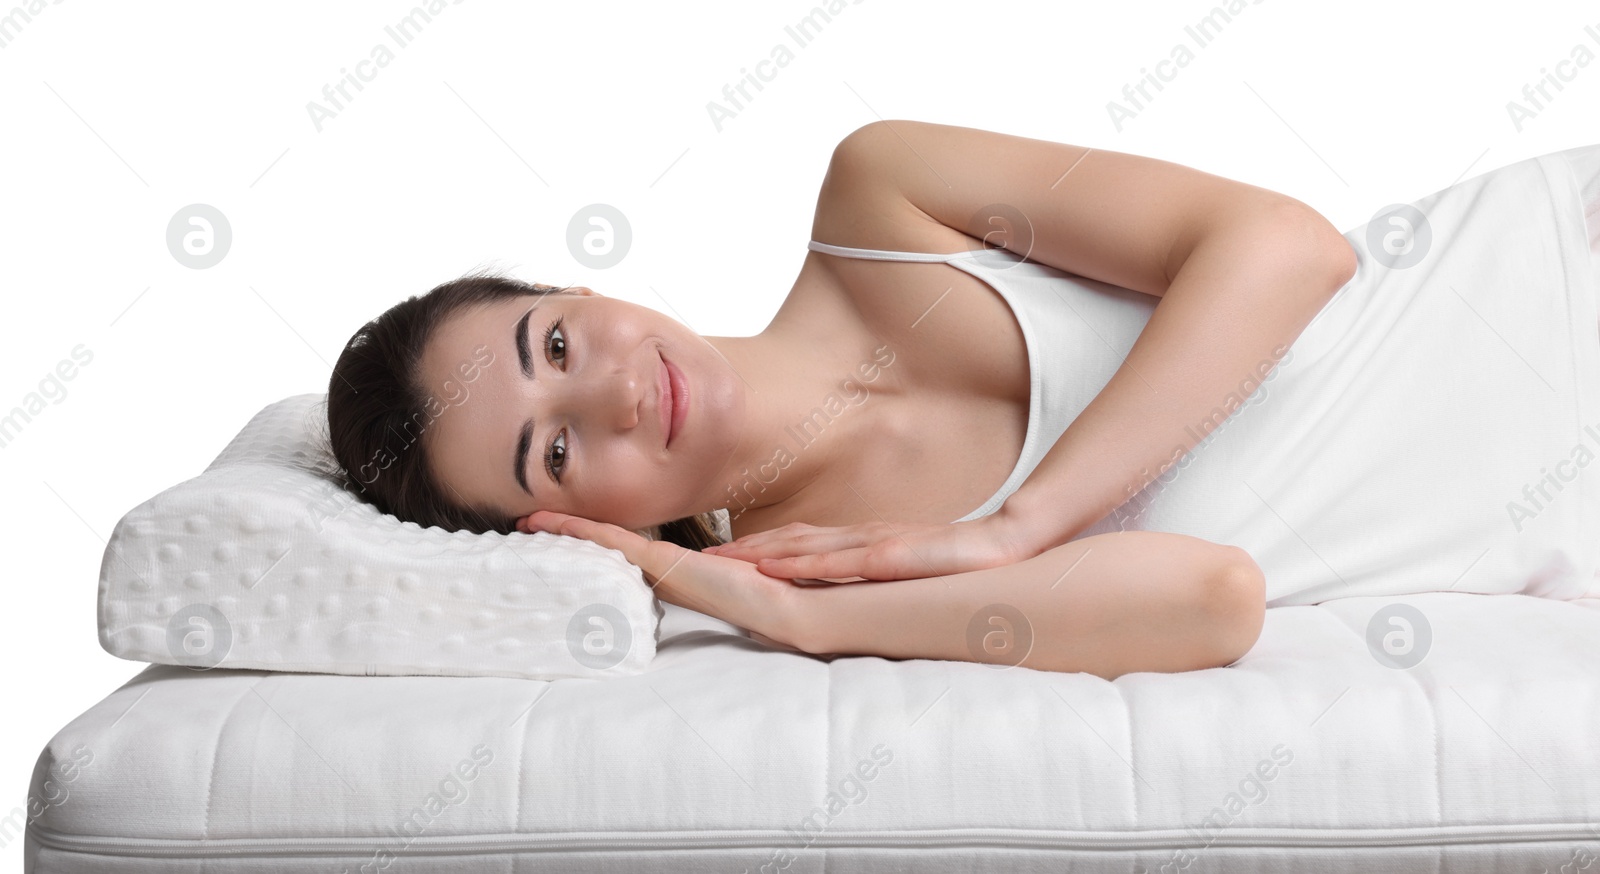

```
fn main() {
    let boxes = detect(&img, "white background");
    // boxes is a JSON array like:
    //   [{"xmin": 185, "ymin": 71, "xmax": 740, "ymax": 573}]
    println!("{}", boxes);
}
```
[{"xmin": 1, "ymin": 0, "xmax": 1596, "ymax": 863}]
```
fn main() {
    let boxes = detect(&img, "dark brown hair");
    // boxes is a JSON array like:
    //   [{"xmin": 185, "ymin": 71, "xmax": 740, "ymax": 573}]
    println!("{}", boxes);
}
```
[{"xmin": 324, "ymin": 269, "xmax": 725, "ymax": 552}]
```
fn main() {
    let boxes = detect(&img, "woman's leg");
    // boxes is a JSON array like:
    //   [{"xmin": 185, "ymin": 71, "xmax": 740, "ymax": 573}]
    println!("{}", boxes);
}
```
[{"xmin": 788, "ymin": 530, "xmax": 1264, "ymax": 679}]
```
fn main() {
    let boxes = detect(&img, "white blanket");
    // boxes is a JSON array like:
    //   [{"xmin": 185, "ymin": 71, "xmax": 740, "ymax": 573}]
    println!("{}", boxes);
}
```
[{"xmin": 1076, "ymin": 146, "xmax": 1600, "ymax": 606}]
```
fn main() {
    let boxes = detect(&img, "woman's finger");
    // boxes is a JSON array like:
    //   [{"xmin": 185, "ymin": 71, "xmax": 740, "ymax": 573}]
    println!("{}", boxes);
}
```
[
  {"xmin": 524, "ymin": 512, "xmax": 628, "ymax": 555},
  {"xmin": 755, "ymin": 545, "xmax": 886, "ymax": 581},
  {"xmin": 522, "ymin": 511, "xmax": 685, "ymax": 588},
  {"xmin": 712, "ymin": 527, "xmax": 875, "ymax": 560},
  {"xmin": 710, "ymin": 522, "xmax": 830, "ymax": 553}
]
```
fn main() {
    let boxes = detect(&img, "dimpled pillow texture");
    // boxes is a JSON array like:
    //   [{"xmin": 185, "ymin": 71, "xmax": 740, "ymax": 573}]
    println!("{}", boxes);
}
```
[{"xmin": 96, "ymin": 393, "xmax": 726, "ymax": 680}]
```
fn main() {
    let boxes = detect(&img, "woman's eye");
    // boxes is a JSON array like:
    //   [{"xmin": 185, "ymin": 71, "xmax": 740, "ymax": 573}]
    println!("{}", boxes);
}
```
[
  {"xmin": 541, "ymin": 317, "xmax": 568, "ymax": 484},
  {"xmin": 546, "ymin": 430, "xmax": 566, "ymax": 482},
  {"xmin": 544, "ymin": 319, "xmax": 566, "ymax": 368}
]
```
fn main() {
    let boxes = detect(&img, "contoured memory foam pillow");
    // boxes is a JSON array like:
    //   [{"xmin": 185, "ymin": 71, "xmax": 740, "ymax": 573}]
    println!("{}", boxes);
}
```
[{"xmin": 96, "ymin": 393, "xmax": 709, "ymax": 680}]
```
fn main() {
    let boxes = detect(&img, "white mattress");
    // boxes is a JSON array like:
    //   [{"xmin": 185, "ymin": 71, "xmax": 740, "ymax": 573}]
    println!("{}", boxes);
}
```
[{"xmin": 25, "ymin": 592, "xmax": 1600, "ymax": 872}]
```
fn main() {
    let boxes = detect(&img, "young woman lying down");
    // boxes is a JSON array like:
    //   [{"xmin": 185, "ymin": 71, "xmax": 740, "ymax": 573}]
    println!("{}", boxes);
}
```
[{"xmin": 326, "ymin": 120, "xmax": 1366, "ymax": 679}]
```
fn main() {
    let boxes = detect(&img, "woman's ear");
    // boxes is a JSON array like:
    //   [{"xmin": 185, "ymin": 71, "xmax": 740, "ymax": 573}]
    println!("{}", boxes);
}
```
[{"xmin": 569, "ymin": 286, "xmax": 599, "ymax": 297}]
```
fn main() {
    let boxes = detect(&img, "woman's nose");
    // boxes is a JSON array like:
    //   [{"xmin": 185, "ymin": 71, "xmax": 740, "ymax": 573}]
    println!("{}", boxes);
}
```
[
  {"xmin": 581, "ymin": 363, "xmax": 644, "ymax": 432},
  {"xmin": 541, "ymin": 360, "xmax": 645, "ymax": 433}
]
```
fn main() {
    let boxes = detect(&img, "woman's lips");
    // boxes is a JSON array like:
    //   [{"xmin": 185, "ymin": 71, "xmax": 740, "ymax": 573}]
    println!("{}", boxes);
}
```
[
  {"xmin": 658, "ymin": 354, "xmax": 673, "ymax": 448},
  {"xmin": 665, "ymin": 356, "xmax": 688, "ymax": 447}
]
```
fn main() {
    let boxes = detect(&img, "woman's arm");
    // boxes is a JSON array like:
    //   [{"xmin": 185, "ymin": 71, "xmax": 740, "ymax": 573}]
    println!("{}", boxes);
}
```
[
  {"xmin": 787, "ymin": 529, "xmax": 1265, "ymax": 679},
  {"xmin": 814, "ymin": 121, "xmax": 1358, "ymax": 549},
  {"xmin": 516, "ymin": 511, "xmax": 817, "ymax": 654},
  {"xmin": 1003, "ymin": 202, "xmax": 1355, "ymax": 546},
  {"xmin": 523, "ymin": 509, "xmax": 1262, "ymax": 677}
]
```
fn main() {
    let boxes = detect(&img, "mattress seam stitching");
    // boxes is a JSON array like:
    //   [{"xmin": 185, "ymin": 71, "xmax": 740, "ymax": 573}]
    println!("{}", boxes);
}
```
[
  {"xmin": 511, "ymin": 685, "xmax": 544, "ymax": 840},
  {"xmin": 1102, "ymin": 676, "xmax": 1137, "ymax": 828},
  {"xmin": 39, "ymin": 821, "xmax": 1600, "ymax": 854},
  {"xmin": 1350, "ymin": 606, "xmax": 1445, "ymax": 828},
  {"xmin": 201, "ymin": 675, "xmax": 269, "ymax": 841}
]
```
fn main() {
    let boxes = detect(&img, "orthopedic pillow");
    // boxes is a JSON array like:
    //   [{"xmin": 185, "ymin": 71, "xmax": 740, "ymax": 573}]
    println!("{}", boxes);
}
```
[{"xmin": 96, "ymin": 393, "xmax": 727, "ymax": 680}]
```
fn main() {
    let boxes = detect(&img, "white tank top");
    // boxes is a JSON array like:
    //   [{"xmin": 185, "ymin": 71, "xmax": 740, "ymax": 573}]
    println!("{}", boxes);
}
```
[
  {"xmin": 806, "ymin": 144, "xmax": 1600, "ymax": 606},
  {"xmin": 806, "ymin": 239, "xmax": 1157, "ymax": 526}
]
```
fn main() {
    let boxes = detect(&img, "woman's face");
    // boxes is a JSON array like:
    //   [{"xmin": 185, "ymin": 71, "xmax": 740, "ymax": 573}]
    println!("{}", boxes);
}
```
[{"xmin": 417, "ymin": 289, "xmax": 743, "ymax": 531}]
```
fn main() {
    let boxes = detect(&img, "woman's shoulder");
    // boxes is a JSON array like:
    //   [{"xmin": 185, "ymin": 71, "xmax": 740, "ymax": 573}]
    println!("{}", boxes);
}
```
[{"xmin": 808, "ymin": 125, "xmax": 980, "ymax": 257}]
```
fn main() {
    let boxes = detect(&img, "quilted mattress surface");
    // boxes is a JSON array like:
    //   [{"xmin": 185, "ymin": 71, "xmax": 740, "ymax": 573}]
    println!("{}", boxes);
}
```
[{"xmin": 25, "ymin": 591, "xmax": 1600, "ymax": 873}]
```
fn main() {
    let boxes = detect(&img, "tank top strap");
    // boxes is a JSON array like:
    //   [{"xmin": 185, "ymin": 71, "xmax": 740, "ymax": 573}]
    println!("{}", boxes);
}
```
[{"xmin": 807, "ymin": 239, "xmax": 979, "ymax": 263}]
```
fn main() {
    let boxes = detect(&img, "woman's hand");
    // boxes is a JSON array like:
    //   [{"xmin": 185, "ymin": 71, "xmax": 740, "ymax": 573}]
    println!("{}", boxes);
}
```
[
  {"xmin": 701, "ymin": 509, "xmax": 1043, "ymax": 582},
  {"xmin": 518, "ymin": 510, "xmax": 807, "ymax": 650}
]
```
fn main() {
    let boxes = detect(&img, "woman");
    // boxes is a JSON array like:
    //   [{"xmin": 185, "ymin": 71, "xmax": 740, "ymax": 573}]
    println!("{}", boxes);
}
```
[{"xmin": 327, "ymin": 120, "xmax": 1363, "ymax": 679}]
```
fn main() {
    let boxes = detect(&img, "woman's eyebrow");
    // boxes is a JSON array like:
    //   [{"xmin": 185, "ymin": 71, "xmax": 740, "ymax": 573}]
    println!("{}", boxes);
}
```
[
  {"xmin": 513, "ymin": 305, "xmax": 538, "ymax": 496},
  {"xmin": 514, "ymin": 421, "xmax": 534, "ymax": 497},
  {"xmin": 515, "ymin": 306, "xmax": 536, "ymax": 379}
]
